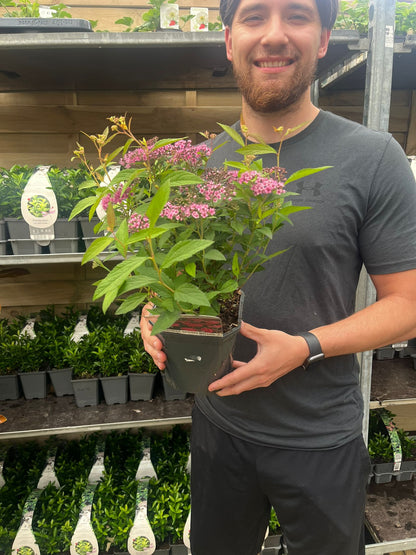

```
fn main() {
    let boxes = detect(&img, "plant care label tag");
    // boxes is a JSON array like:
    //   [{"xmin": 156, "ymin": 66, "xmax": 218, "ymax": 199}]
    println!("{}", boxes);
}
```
[
  {"xmin": 190, "ymin": 7, "xmax": 209, "ymax": 31},
  {"xmin": 96, "ymin": 165, "xmax": 121, "ymax": 221},
  {"xmin": 379, "ymin": 408, "xmax": 402, "ymax": 472},
  {"xmin": 160, "ymin": 3, "xmax": 179, "ymax": 29},
  {"xmin": 392, "ymin": 341, "xmax": 408, "ymax": 351},
  {"xmin": 0, "ymin": 447, "xmax": 7, "ymax": 489},
  {"xmin": 20, "ymin": 318, "xmax": 36, "ymax": 339},
  {"xmin": 12, "ymin": 490, "xmax": 42, "ymax": 555},
  {"xmin": 37, "ymin": 448, "xmax": 60, "ymax": 490},
  {"xmin": 21, "ymin": 166, "xmax": 57, "ymax": 246},
  {"xmin": 39, "ymin": 5, "xmax": 55, "ymax": 17},
  {"xmin": 71, "ymin": 315, "xmax": 89, "ymax": 343},
  {"xmin": 124, "ymin": 312, "xmax": 141, "ymax": 336}
]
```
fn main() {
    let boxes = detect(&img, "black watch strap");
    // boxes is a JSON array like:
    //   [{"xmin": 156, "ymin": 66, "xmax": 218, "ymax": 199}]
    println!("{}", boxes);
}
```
[{"xmin": 297, "ymin": 331, "xmax": 325, "ymax": 370}]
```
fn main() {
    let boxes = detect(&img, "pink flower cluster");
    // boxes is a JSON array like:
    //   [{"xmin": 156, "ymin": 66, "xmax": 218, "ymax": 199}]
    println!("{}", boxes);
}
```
[
  {"xmin": 121, "ymin": 140, "xmax": 211, "ymax": 169},
  {"xmin": 128, "ymin": 213, "xmax": 150, "ymax": 231},
  {"xmin": 238, "ymin": 171, "xmax": 285, "ymax": 196},
  {"xmin": 101, "ymin": 184, "xmax": 131, "ymax": 210},
  {"xmin": 161, "ymin": 202, "xmax": 216, "ymax": 221}
]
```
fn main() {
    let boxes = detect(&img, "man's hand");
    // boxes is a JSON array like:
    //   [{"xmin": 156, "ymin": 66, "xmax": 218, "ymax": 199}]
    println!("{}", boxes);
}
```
[
  {"xmin": 208, "ymin": 322, "xmax": 309, "ymax": 396},
  {"xmin": 140, "ymin": 303, "xmax": 167, "ymax": 371}
]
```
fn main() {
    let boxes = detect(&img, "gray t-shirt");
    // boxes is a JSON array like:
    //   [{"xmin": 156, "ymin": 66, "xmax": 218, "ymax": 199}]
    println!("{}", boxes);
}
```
[{"xmin": 196, "ymin": 110, "xmax": 416, "ymax": 450}]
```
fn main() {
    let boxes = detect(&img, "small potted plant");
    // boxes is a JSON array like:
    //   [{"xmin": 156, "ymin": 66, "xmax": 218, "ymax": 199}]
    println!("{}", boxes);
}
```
[
  {"xmin": 70, "ymin": 115, "xmax": 329, "ymax": 394},
  {"xmin": 0, "ymin": 319, "xmax": 21, "ymax": 400},
  {"xmin": 128, "ymin": 341, "xmax": 159, "ymax": 401},
  {"xmin": 0, "ymin": 164, "xmax": 43, "ymax": 254},
  {"xmin": 17, "ymin": 334, "xmax": 50, "ymax": 399},
  {"xmin": 48, "ymin": 166, "xmax": 91, "ymax": 254},
  {"xmin": 67, "ymin": 333, "xmax": 101, "ymax": 407},
  {"xmin": 94, "ymin": 325, "xmax": 130, "ymax": 405}
]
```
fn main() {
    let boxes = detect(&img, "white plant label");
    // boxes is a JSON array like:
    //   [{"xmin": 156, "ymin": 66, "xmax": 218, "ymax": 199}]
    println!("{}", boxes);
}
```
[
  {"xmin": 39, "ymin": 5, "xmax": 55, "ymax": 18},
  {"xmin": 124, "ymin": 312, "xmax": 141, "ymax": 336},
  {"xmin": 160, "ymin": 3, "xmax": 179, "ymax": 29},
  {"xmin": 190, "ymin": 7, "xmax": 209, "ymax": 32},
  {"xmin": 96, "ymin": 165, "xmax": 121, "ymax": 221},
  {"xmin": 21, "ymin": 318, "xmax": 36, "ymax": 339},
  {"xmin": 71, "ymin": 315, "xmax": 89, "ymax": 343},
  {"xmin": 21, "ymin": 166, "xmax": 57, "ymax": 245}
]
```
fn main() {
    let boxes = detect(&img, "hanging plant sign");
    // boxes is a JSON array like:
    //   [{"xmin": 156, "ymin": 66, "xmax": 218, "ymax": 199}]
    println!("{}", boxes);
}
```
[{"xmin": 160, "ymin": 3, "xmax": 179, "ymax": 29}]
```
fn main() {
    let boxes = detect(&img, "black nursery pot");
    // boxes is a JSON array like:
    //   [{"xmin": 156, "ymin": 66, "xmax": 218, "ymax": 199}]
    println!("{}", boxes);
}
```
[{"xmin": 158, "ymin": 293, "xmax": 244, "ymax": 395}]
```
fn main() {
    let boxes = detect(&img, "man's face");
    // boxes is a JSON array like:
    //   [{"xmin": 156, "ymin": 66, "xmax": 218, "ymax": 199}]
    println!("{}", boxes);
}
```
[{"xmin": 225, "ymin": 0, "xmax": 330, "ymax": 113}]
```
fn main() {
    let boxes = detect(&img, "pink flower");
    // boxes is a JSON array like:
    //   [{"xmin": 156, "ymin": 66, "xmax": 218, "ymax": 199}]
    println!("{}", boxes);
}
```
[{"xmin": 128, "ymin": 213, "xmax": 149, "ymax": 231}]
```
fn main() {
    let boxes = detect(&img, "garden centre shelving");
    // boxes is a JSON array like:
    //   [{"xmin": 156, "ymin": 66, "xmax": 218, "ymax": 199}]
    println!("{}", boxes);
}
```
[{"xmin": 1, "ymin": 2, "xmax": 416, "ymax": 552}]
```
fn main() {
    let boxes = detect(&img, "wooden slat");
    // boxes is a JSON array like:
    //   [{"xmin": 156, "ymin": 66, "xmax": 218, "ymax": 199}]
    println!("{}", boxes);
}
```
[
  {"xmin": 0, "ymin": 280, "xmax": 96, "ymax": 306},
  {"xmin": 77, "ymin": 90, "xmax": 188, "ymax": 106},
  {"xmin": 0, "ymin": 105, "xmax": 241, "ymax": 134},
  {"xmin": 320, "ymin": 89, "xmax": 410, "ymax": 107}
]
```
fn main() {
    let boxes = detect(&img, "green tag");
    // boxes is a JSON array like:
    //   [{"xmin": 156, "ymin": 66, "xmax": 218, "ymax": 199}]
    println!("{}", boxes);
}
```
[{"xmin": 379, "ymin": 408, "xmax": 402, "ymax": 472}]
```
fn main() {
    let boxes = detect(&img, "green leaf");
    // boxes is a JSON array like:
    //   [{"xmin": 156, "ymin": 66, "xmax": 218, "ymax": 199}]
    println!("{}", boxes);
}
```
[
  {"xmin": 223, "ymin": 161, "xmax": 250, "ymax": 171},
  {"xmin": 118, "ymin": 274, "xmax": 159, "ymax": 293},
  {"xmin": 126, "ymin": 227, "xmax": 168, "ymax": 245},
  {"xmin": 204, "ymin": 249, "xmax": 226, "ymax": 261},
  {"xmin": 115, "ymin": 293, "xmax": 147, "ymax": 314},
  {"xmin": 285, "ymin": 166, "xmax": 332, "ymax": 185},
  {"xmin": 69, "ymin": 197, "xmax": 96, "ymax": 220},
  {"xmin": 231, "ymin": 220, "xmax": 245, "ymax": 235},
  {"xmin": 174, "ymin": 284, "xmax": 211, "ymax": 307},
  {"xmin": 94, "ymin": 256, "xmax": 148, "ymax": 299},
  {"xmin": 150, "ymin": 310, "xmax": 181, "ymax": 335},
  {"xmin": 236, "ymin": 144, "xmax": 277, "ymax": 157},
  {"xmin": 82, "ymin": 236, "xmax": 114, "ymax": 264},
  {"xmin": 160, "ymin": 170, "xmax": 203, "ymax": 188},
  {"xmin": 217, "ymin": 123, "xmax": 245, "ymax": 147},
  {"xmin": 185, "ymin": 262, "xmax": 196, "ymax": 277},
  {"xmin": 115, "ymin": 218, "xmax": 129, "ymax": 256},
  {"xmin": 232, "ymin": 252, "xmax": 240, "ymax": 278},
  {"xmin": 146, "ymin": 182, "xmax": 170, "ymax": 227},
  {"xmin": 161, "ymin": 239, "xmax": 213, "ymax": 269},
  {"xmin": 220, "ymin": 280, "xmax": 239, "ymax": 294},
  {"xmin": 102, "ymin": 289, "xmax": 118, "ymax": 313}
]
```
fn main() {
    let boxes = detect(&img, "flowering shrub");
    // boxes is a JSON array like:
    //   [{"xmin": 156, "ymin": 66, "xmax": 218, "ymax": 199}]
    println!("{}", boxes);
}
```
[{"xmin": 71, "ymin": 116, "xmax": 330, "ymax": 334}]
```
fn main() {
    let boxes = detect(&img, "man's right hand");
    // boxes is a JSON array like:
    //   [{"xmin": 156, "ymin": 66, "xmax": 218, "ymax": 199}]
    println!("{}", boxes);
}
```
[{"xmin": 140, "ymin": 303, "xmax": 167, "ymax": 371}]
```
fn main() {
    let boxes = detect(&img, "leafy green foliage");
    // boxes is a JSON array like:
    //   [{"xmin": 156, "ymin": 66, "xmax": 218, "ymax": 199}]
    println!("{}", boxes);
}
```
[
  {"xmin": 0, "ymin": 0, "xmax": 71, "ymax": 18},
  {"xmin": 0, "ymin": 165, "xmax": 92, "ymax": 220},
  {"xmin": 72, "ymin": 116, "xmax": 327, "ymax": 334},
  {"xmin": 334, "ymin": 1, "xmax": 416, "ymax": 35},
  {"xmin": 148, "ymin": 426, "xmax": 190, "ymax": 546}
]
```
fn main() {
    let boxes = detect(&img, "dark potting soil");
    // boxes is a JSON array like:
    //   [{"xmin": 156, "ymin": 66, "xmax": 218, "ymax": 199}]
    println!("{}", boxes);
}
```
[
  {"xmin": 218, "ymin": 289, "xmax": 243, "ymax": 332},
  {"xmin": 366, "ymin": 479, "xmax": 416, "ymax": 542}
]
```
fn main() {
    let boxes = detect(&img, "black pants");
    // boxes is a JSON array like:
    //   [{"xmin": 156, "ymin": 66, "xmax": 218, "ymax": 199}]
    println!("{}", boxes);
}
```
[{"xmin": 190, "ymin": 407, "xmax": 371, "ymax": 555}]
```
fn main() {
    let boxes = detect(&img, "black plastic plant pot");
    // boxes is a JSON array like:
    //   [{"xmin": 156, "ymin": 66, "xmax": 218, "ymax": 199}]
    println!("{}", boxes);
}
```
[
  {"xmin": 0, "ymin": 374, "xmax": 21, "ymax": 400},
  {"xmin": 0, "ymin": 18, "xmax": 92, "ymax": 33},
  {"xmin": 158, "ymin": 291, "xmax": 244, "ymax": 395},
  {"xmin": 18, "ymin": 370, "xmax": 48, "ymax": 399},
  {"xmin": 71, "ymin": 377, "xmax": 100, "ymax": 407},
  {"xmin": 129, "ymin": 372, "xmax": 157, "ymax": 401},
  {"xmin": 48, "ymin": 367, "xmax": 73, "ymax": 396},
  {"xmin": 100, "ymin": 375, "xmax": 129, "ymax": 405}
]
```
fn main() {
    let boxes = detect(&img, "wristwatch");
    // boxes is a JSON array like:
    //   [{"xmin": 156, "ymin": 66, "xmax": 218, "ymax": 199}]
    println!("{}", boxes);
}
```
[{"xmin": 297, "ymin": 331, "xmax": 325, "ymax": 370}]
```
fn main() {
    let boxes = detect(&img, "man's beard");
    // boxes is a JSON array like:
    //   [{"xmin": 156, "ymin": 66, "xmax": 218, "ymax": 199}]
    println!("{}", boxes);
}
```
[{"xmin": 234, "ymin": 58, "xmax": 318, "ymax": 113}]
